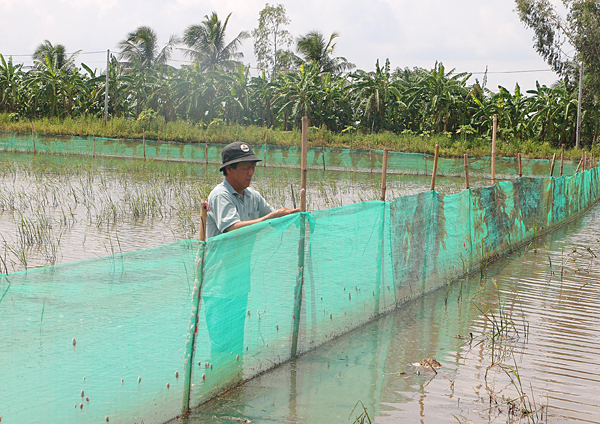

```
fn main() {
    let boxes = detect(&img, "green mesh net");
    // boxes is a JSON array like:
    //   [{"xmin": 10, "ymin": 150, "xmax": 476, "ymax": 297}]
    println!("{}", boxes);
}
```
[
  {"xmin": 0, "ymin": 131, "xmax": 579, "ymax": 177},
  {"xmin": 1, "ymin": 133, "xmax": 599, "ymax": 423}
]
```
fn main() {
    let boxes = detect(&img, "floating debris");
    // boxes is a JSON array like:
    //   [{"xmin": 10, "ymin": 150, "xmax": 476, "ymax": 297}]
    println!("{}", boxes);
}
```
[
  {"xmin": 222, "ymin": 417, "xmax": 251, "ymax": 423},
  {"xmin": 412, "ymin": 357, "xmax": 442, "ymax": 374}
]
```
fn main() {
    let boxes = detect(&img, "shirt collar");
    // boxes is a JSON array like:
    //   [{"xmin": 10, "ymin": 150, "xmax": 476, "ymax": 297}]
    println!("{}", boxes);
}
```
[{"xmin": 223, "ymin": 178, "xmax": 248, "ymax": 197}]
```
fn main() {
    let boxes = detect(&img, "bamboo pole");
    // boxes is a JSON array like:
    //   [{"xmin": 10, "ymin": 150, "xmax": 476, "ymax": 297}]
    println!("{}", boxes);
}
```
[
  {"xmin": 197, "ymin": 201, "xmax": 208, "ymax": 242},
  {"xmin": 491, "ymin": 116, "xmax": 497, "ymax": 185},
  {"xmin": 263, "ymin": 131, "xmax": 267, "ymax": 167},
  {"xmin": 322, "ymin": 143, "xmax": 326, "ymax": 171},
  {"xmin": 576, "ymin": 159, "xmax": 582, "ymax": 173},
  {"xmin": 31, "ymin": 124, "xmax": 36, "ymax": 155},
  {"xmin": 300, "ymin": 117, "xmax": 308, "ymax": 212},
  {"xmin": 182, "ymin": 213, "xmax": 207, "ymax": 413},
  {"xmin": 93, "ymin": 130, "xmax": 96, "ymax": 158},
  {"xmin": 550, "ymin": 153, "xmax": 556, "ymax": 177},
  {"xmin": 560, "ymin": 144, "xmax": 565, "ymax": 176},
  {"xmin": 380, "ymin": 149, "xmax": 389, "ymax": 201},
  {"xmin": 430, "ymin": 144, "xmax": 440, "ymax": 191},
  {"xmin": 142, "ymin": 128, "xmax": 146, "ymax": 161},
  {"xmin": 205, "ymin": 135, "xmax": 208, "ymax": 165},
  {"xmin": 424, "ymin": 139, "xmax": 428, "ymax": 176},
  {"xmin": 518, "ymin": 153, "xmax": 522, "ymax": 177},
  {"xmin": 464, "ymin": 154, "xmax": 470, "ymax": 189},
  {"xmin": 369, "ymin": 141, "xmax": 373, "ymax": 174},
  {"xmin": 291, "ymin": 116, "xmax": 309, "ymax": 358},
  {"xmin": 583, "ymin": 149, "xmax": 587, "ymax": 171}
]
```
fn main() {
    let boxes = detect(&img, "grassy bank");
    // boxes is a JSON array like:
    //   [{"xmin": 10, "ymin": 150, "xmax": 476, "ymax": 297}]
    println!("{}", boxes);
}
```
[{"xmin": 0, "ymin": 114, "xmax": 586, "ymax": 161}]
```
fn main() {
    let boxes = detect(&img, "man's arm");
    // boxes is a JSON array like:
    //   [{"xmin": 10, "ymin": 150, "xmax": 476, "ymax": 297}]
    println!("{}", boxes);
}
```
[{"xmin": 224, "ymin": 208, "xmax": 300, "ymax": 233}]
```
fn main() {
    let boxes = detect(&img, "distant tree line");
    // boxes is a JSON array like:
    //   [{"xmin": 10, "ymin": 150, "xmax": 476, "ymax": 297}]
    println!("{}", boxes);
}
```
[{"xmin": 0, "ymin": 3, "xmax": 598, "ymax": 147}]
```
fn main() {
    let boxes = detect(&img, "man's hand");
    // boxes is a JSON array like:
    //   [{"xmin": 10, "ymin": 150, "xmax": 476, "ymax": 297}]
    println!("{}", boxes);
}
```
[
  {"xmin": 265, "ymin": 207, "xmax": 301, "ymax": 219},
  {"xmin": 224, "ymin": 207, "xmax": 301, "ymax": 233}
]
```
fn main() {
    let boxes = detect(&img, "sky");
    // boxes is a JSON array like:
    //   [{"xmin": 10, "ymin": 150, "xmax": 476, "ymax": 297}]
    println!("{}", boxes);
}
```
[{"xmin": 0, "ymin": 0, "xmax": 569, "ymax": 91}]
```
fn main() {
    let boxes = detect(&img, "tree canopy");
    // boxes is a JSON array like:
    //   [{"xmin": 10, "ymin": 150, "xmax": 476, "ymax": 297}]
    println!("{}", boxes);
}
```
[{"xmin": 182, "ymin": 12, "xmax": 249, "ymax": 72}]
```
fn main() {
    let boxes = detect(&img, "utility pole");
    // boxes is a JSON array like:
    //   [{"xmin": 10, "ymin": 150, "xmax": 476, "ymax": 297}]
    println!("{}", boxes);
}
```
[
  {"xmin": 104, "ymin": 49, "xmax": 110, "ymax": 123},
  {"xmin": 576, "ymin": 61, "xmax": 583, "ymax": 149}
]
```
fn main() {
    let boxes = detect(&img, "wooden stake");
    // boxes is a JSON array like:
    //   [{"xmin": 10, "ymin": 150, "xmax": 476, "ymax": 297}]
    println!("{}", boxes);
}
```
[
  {"xmin": 430, "ymin": 144, "xmax": 440, "ymax": 191},
  {"xmin": 205, "ymin": 135, "xmax": 208, "ymax": 165},
  {"xmin": 380, "ymin": 149, "xmax": 389, "ymax": 201},
  {"xmin": 197, "ymin": 201, "xmax": 208, "ymax": 241},
  {"xmin": 301, "ymin": 116, "xmax": 308, "ymax": 212},
  {"xmin": 560, "ymin": 144, "xmax": 564, "ymax": 176},
  {"xmin": 550, "ymin": 153, "xmax": 556, "ymax": 177},
  {"xmin": 369, "ymin": 141, "xmax": 373, "ymax": 174},
  {"xmin": 322, "ymin": 143, "xmax": 326, "ymax": 171},
  {"xmin": 576, "ymin": 159, "xmax": 582, "ymax": 173},
  {"xmin": 143, "ymin": 128, "xmax": 146, "ymax": 161},
  {"xmin": 31, "ymin": 124, "xmax": 36, "ymax": 155},
  {"xmin": 491, "ymin": 116, "xmax": 497, "ymax": 185},
  {"xmin": 292, "ymin": 116, "xmax": 309, "ymax": 359},
  {"xmin": 583, "ymin": 149, "xmax": 587, "ymax": 171},
  {"xmin": 424, "ymin": 139, "xmax": 428, "ymax": 176},
  {"xmin": 464, "ymin": 154, "xmax": 470, "ymax": 189},
  {"xmin": 518, "ymin": 153, "xmax": 522, "ymax": 177},
  {"xmin": 263, "ymin": 131, "xmax": 267, "ymax": 167},
  {"xmin": 93, "ymin": 130, "xmax": 96, "ymax": 158}
]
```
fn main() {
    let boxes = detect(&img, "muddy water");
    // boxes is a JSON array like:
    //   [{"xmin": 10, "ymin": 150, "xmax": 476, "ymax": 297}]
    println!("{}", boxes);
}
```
[
  {"xmin": 0, "ymin": 153, "xmax": 486, "ymax": 273},
  {"xmin": 175, "ymin": 203, "xmax": 600, "ymax": 424}
]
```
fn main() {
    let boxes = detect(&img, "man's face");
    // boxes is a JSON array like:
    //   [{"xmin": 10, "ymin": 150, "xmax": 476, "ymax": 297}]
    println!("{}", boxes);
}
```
[{"xmin": 226, "ymin": 161, "xmax": 256, "ymax": 192}]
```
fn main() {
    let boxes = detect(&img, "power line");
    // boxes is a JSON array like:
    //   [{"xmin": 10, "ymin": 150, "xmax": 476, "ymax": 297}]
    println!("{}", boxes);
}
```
[
  {"xmin": 469, "ymin": 69, "xmax": 555, "ymax": 75},
  {"xmin": 2, "ymin": 50, "xmax": 108, "ymax": 57}
]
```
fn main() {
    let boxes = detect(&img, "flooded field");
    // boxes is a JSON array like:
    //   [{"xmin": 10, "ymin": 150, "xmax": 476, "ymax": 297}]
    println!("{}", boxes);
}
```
[
  {"xmin": 3, "ymin": 148, "xmax": 598, "ymax": 424},
  {"xmin": 0, "ymin": 152, "xmax": 486, "ymax": 273},
  {"xmin": 175, "ymin": 201, "xmax": 600, "ymax": 424}
]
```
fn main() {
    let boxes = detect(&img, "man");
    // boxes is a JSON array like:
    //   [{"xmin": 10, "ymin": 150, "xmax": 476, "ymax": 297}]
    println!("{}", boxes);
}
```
[
  {"xmin": 202, "ymin": 141, "xmax": 299, "ymax": 370},
  {"xmin": 206, "ymin": 141, "xmax": 299, "ymax": 238}
]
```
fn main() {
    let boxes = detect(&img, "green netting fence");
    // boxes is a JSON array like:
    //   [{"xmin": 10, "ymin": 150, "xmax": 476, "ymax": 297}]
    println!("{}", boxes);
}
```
[
  {"xmin": 0, "ymin": 131, "xmax": 580, "ymax": 177},
  {"xmin": 1, "ymin": 143, "xmax": 599, "ymax": 423}
]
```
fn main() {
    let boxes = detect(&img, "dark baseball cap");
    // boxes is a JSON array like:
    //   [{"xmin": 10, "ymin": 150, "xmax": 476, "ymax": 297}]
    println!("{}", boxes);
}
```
[{"xmin": 219, "ymin": 142, "xmax": 262, "ymax": 171}]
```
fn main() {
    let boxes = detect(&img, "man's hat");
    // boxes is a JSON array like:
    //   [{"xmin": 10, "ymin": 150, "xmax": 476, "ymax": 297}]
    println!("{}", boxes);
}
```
[{"xmin": 219, "ymin": 142, "xmax": 262, "ymax": 171}]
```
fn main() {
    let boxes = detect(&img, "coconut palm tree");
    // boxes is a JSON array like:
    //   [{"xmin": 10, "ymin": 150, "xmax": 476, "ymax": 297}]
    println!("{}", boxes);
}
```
[
  {"xmin": 33, "ymin": 40, "xmax": 80, "ymax": 72},
  {"xmin": 118, "ymin": 26, "xmax": 176, "ymax": 70},
  {"xmin": 182, "ymin": 12, "xmax": 249, "ymax": 72},
  {"xmin": 295, "ymin": 31, "xmax": 355, "ymax": 74}
]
